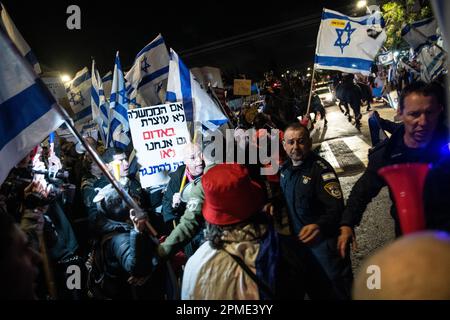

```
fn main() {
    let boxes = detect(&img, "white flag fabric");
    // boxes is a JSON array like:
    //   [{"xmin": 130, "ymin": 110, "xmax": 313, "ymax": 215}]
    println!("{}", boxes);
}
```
[
  {"xmin": 401, "ymin": 18, "xmax": 438, "ymax": 52},
  {"xmin": 417, "ymin": 44, "xmax": 446, "ymax": 82},
  {"xmin": 166, "ymin": 49, "xmax": 228, "ymax": 131},
  {"xmin": 125, "ymin": 34, "xmax": 170, "ymax": 108},
  {"xmin": 0, "ymin": 29, "xmax": 63, "ymax": 184},
  {"xmin": 0, "ymin": 2, "xmax": 41, "ymax": 74},
  {"xmin": 315, "ymin": 8, "xmax": 386, "ymax": 75},
  {"xmin": 102, "ymin": 71, "xmax": 113, "ymax": 101},
  {"xmin": 108, "ymin": 52, "xmax": 130, "ymax": 150},
  {"xmin": 191, "ymin": 66, "xmax": 224, "ymax": 89},
  {"xmin": 66, "ymin": 67, "xmax": 92, "ymax": 130},
  {"xmin": 91, "ymin": 60, "xmax": 109, "ymax": 144}
]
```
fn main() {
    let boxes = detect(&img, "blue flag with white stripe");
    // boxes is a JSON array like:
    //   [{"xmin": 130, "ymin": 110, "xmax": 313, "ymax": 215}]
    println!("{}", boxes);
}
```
[
  {"xmin": 315, "ymin": 8, "xmax": 386, "ymax": 75},
  {"xmin": 0, "ymin": 28, "xmax": 63, "ymax": 184},
  {"xmin": 0, "ymin": 2, "xmax": 41, "ymax": 74},
  {"xmin": 108, "ymin": 52, "xmax": 130, "ymax": 150},
  {"xmin": 66, "ymin": 67, "xmax": 92, "ymax": 130},
  {"xmin": 125, "ymin": 34, "xmax": 170, "ymax": 108},
  {"xmin": 166, "ymin": 49, "xmax": 228, "ymax": 131},
  {"xmin": 91, "ymin": 60, "xmax": 109, "ymax": 144}
]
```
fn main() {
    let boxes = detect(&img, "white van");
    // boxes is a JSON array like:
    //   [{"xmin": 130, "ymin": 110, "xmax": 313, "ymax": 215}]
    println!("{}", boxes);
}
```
[{"xmin": 315, "ymin": 86, "xmax": 335, "ymax": 106}]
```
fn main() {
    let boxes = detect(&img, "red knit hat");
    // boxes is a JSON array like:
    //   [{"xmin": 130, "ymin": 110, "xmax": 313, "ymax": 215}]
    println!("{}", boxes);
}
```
[{"xmin": 202, "ymin": 163, "xmax": 266, "ymax": 226}]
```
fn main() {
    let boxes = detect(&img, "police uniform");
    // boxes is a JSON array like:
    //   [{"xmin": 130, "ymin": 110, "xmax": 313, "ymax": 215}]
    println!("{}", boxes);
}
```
[{"xmin": 280, "ymin": 152, "xmax": 352, "ymax": 299}]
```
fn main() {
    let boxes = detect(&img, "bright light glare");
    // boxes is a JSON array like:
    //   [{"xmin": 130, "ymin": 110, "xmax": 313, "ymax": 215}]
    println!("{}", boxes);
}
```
[
  {"xmin": 60, "ymin": 74, "xmax": 71, "ymax": 83},
  {"xmin": 357, "ymin": 0, "xmax": 367, "ymax": 9}
]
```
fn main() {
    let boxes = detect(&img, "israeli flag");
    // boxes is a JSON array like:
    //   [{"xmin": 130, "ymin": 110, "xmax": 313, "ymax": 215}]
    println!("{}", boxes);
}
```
[
  {"xmin": 378, "ymin": 51, "xmax": 394, "ymax": 65},
  {"xmin": 417, "ymin": 44, "xmax": 446, "ymax": 82},
  {"xmin": 0, "ymin": 3, "xmax": 41, "ymax": 75},
  {"xmin": 102, "ymin": 71, "xmax": 113, "ymax": 101},
  {"xmin": 66, "ymin": 67, "xmax": 92, "ymax": 129},
  {"xmin": 125, "ymin": 34, "xmax": 170, "ymax": 108},
  {"xmin": 166, "ymin": 49, "xmax": 228, "ymax": 131},
  {"xmin": 315, "ymin": 8, "xmax": 386, "ymax": 75},
  {"xmin": 91, "ymin": 60, "xmax": 109, "ymax": 144},
  {"xmin": 108, "ymin": 52, "xmax": 130, "ymax": 149},
  {"xmin": 401, "ymin": 18, "xmax": 438, "ymax": 52},
  {"xmin": 0, "ymin": 29, "xmax": 63, "ymax": 184}
]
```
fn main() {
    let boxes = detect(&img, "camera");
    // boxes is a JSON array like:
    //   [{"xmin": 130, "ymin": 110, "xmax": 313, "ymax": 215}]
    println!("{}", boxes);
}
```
[{"xmin": 32, "ymin": 168, "xmax": 69, "ymax": 181}]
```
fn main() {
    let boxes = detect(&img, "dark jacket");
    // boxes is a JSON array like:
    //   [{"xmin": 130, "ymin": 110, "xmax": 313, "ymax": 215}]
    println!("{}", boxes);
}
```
[
  {"xmin": 424, "ymin": 154, "xmax": 450, "ymax": 232},
  {"xmin": 341, "ymin": 124, "xmax": 449, "ymax": 234},
  {"xmin": 280, "ymin": 153, "xmax": 344, "ymax": 237},
  {"xmin": 83, "ymin": 177, "xmax": 155, "ymax": 277},
  {"xmin": 339, "ymin": 81, "xmax": 362, "ymax": 107}
]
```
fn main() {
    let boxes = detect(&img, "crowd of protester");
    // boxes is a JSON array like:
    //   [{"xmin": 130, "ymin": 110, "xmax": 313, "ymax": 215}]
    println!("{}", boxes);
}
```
[{"xmin": 1, "ymin": 68, "xmax": 450, "ymax": 300}]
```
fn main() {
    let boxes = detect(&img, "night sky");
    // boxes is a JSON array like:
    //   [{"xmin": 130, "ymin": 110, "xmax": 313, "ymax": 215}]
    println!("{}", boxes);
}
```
[{"xmin": 2, "ymin": 0, "xmax": 360, "ymax": 81}]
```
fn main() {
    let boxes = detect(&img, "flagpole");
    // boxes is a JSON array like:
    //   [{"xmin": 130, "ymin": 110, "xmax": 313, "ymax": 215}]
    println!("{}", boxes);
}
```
[
  {"xmin": 1, "ymin": 29, "xmax": 149, "ymax": 224},
  {"xmin": 1, "ymin": 24, "xmax": 180, "ymax": 297},
  {"xmin": 305, "ymin": 65, "xmax": 317, "ymax": 116},
  {"xmin": 58, "ymin": 105, "xmax": 181, "ymax": 298},
  {"xmin": 50, "ymin": 99, "xmax": 157, "ymax": 235}
]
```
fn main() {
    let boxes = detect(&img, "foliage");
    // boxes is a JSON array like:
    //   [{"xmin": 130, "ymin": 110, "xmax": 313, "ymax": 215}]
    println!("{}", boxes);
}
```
[{"xmin": 381, "ymin": 0, "xmax": 433, "ymax": 50}]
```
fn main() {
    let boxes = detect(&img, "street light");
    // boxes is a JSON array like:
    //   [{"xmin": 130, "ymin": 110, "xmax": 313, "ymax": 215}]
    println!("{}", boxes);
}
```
[
  {"xmin": 60, "ymin": 74, "xmax": 71, "ymax": 83},
  {"xmin": 356, "ymin": 0, "xmax": 367, "ymax": 9},
  {"xmin": 356, "ymin": 0, "xmax": 372, "ymax": 14}
]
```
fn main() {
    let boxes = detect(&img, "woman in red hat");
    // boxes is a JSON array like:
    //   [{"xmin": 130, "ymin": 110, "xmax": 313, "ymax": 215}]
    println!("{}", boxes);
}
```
[{"xmin": 181, "ymin": 163, "xmax": 336, "ymax": 300}]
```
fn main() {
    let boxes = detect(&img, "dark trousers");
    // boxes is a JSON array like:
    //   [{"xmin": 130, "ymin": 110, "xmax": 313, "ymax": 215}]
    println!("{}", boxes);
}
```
[{"xmin": 308, "ymin": 236, "xmax": 353, "ymax": 300}]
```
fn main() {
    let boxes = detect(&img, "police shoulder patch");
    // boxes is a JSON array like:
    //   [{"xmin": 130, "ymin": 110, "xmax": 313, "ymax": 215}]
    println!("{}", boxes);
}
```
[
  {"xmin": 321, "ymin": 172, "xmax": 336, "ymax": 182},
  {"xmin": 324, "ymin": 182, "xmax": 342, "ymax": 199}
]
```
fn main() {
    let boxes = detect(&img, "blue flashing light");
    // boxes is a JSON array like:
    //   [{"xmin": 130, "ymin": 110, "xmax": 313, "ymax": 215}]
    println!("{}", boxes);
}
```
[{"xmin": 440, "ymin": 142, "xmax": 450, "ymax": 157}]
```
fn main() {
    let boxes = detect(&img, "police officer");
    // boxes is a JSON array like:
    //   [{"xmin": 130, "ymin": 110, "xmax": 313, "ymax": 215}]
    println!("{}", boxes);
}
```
[
  {"xmin": 280, "ymin": 122, "xmax": 352, "ymax": 299},
  {"xmin": 341, "ymin": 74, "xmax": 363, "ymax": 127},
  {"xmin": 338, "ymin": 81, "xmax": 447, "ymax": 256}
]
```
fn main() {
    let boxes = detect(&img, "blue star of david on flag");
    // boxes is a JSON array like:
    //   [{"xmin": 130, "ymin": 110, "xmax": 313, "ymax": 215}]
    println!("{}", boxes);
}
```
[
  {"xmin": 141, "ymin": 56, "xmax": 151, "ymax": 73},
  {"xmin": 334, "ymin": 22, "xmax": 356, "ymax": 54},
  {"xmin": 69, "ymin": 91, "xmax": 85, "ymax": 106},
  {"xmin": 118, "ymin": 88, "xmax": 128, "ymax": 103},
  {"xmin": 128, "ymin": 96, "xmax": 141, "ymax": 108}
]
